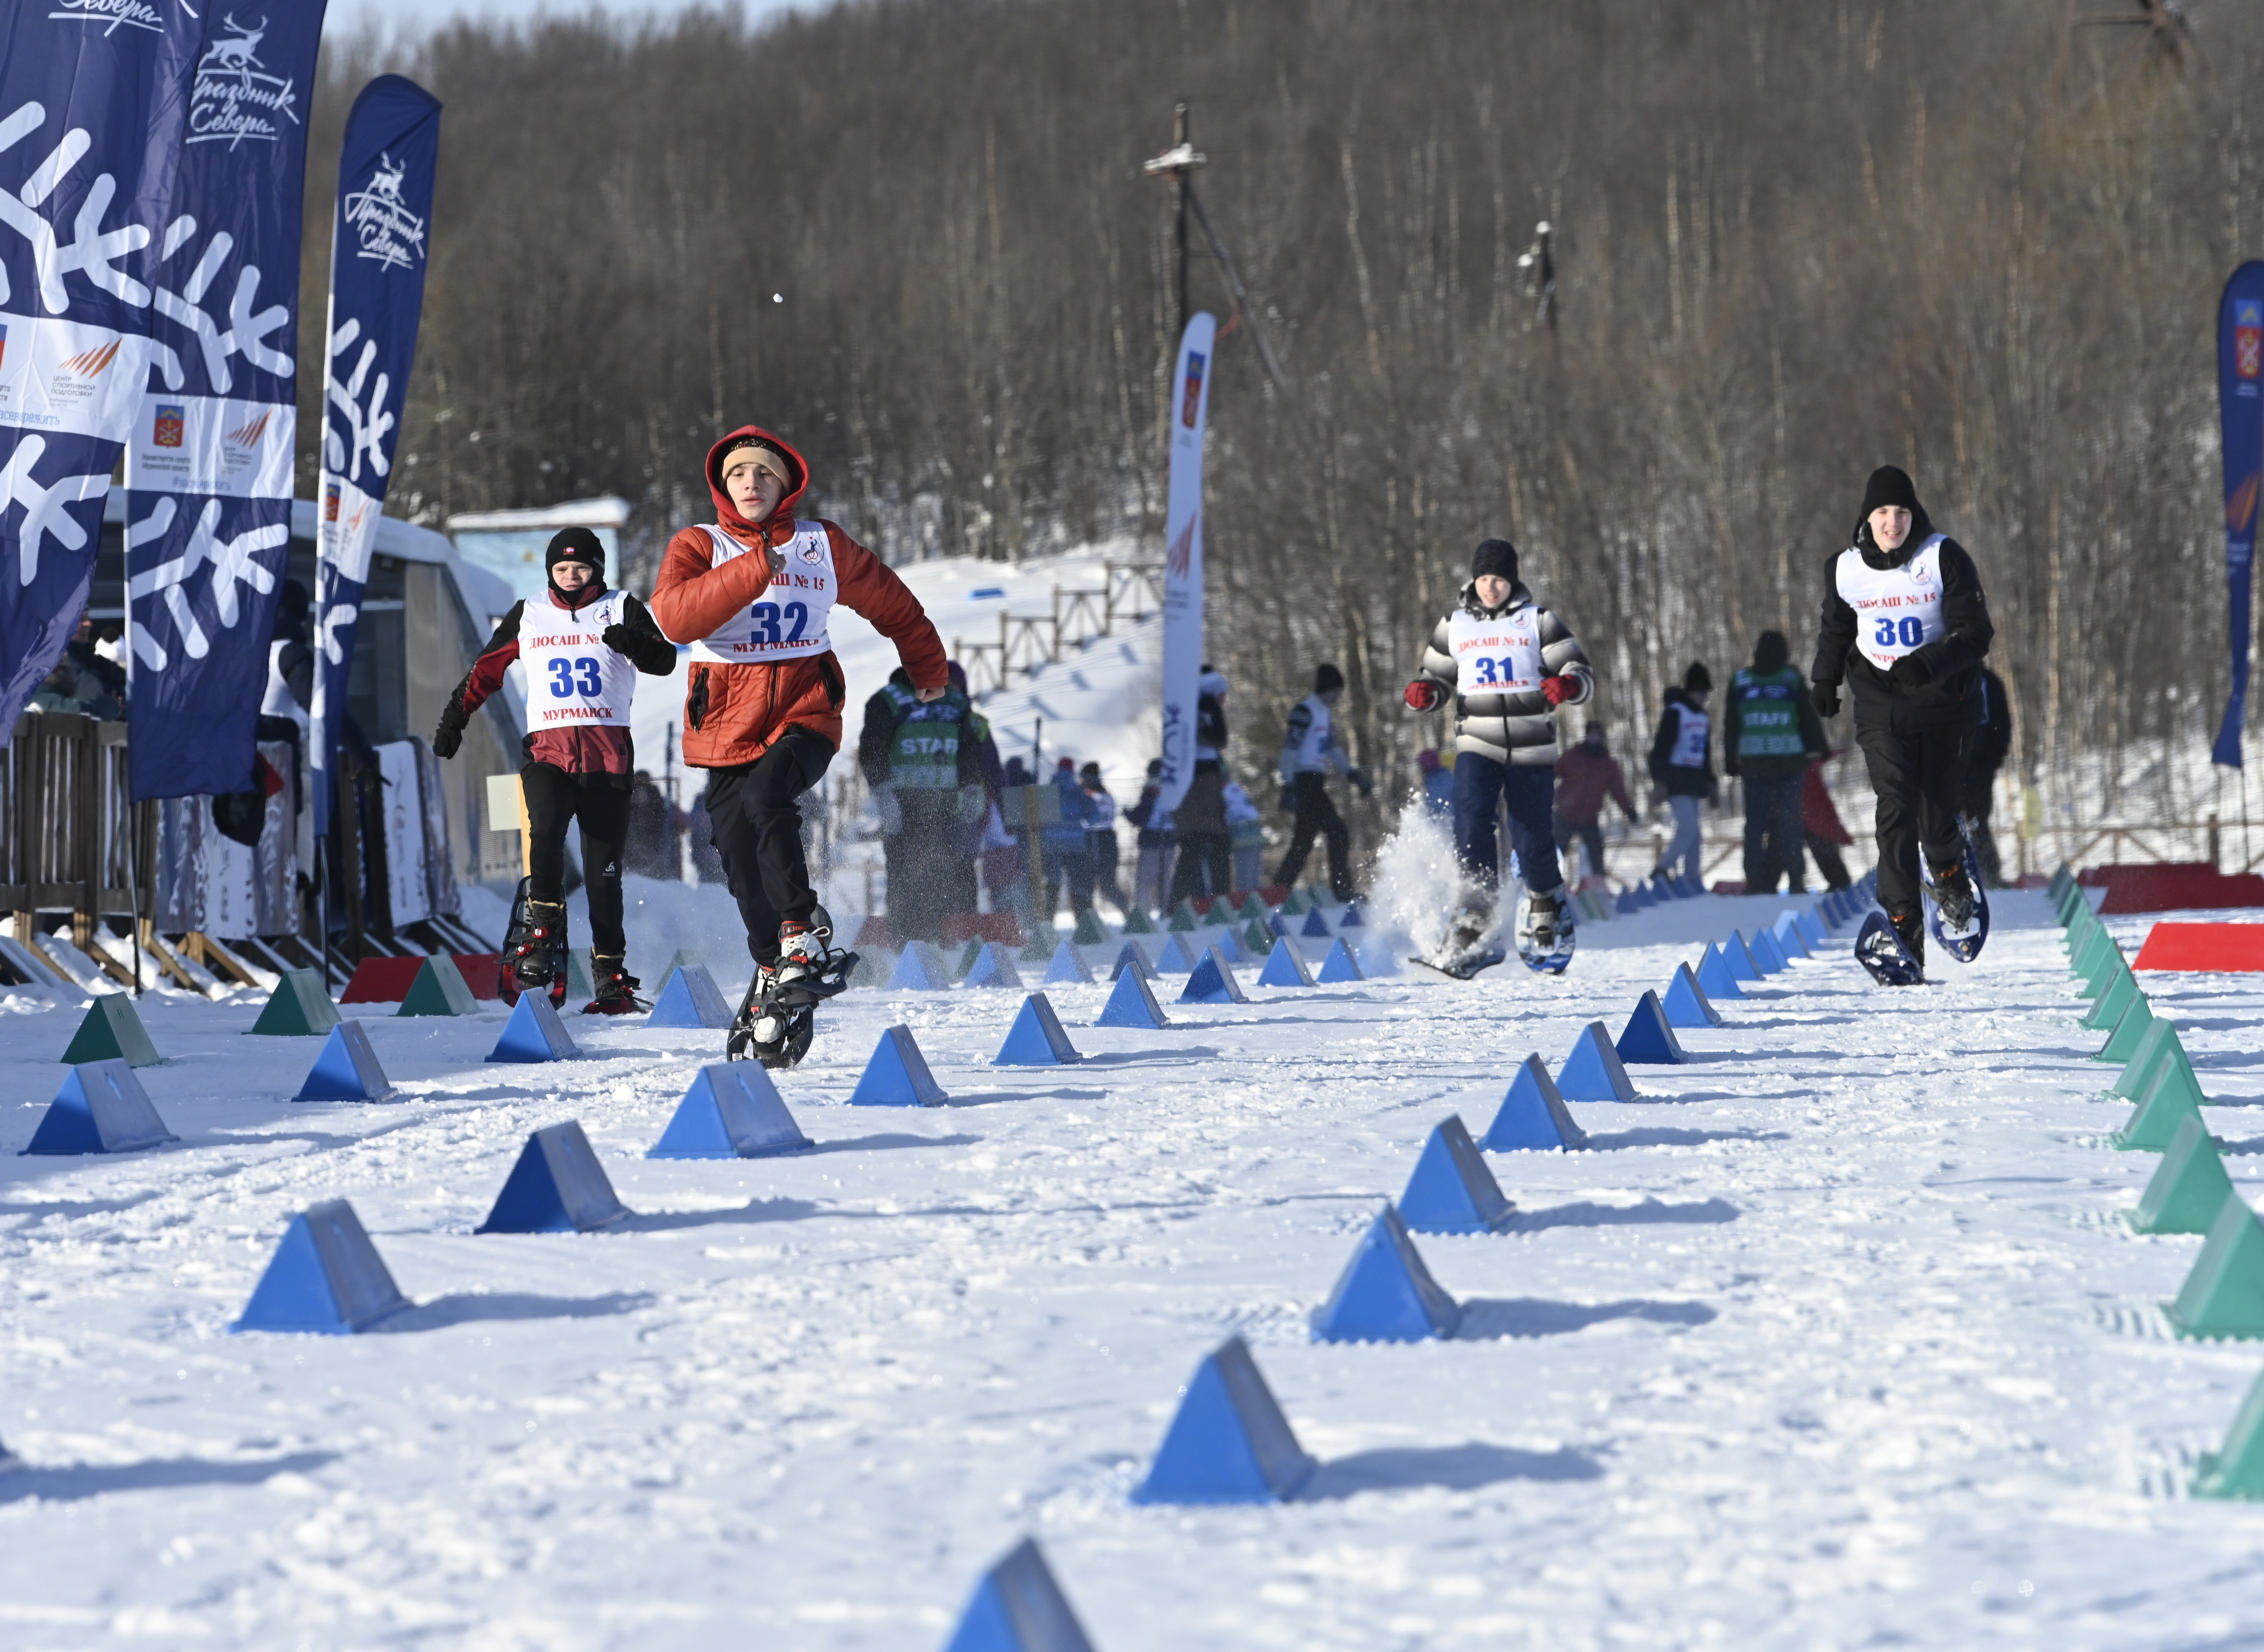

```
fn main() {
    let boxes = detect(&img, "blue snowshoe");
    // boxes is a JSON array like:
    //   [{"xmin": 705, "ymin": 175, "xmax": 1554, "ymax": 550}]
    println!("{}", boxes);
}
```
[
  {"xmin": 1855, "ymin": 909, "xmax": 1925, "ymax": 986},
  {"xmin": 1924, "ymin": 826, "xmax": 1991, "ymax": 965},
  {"xmin": 1516, "ymin": 888, "xmax": 1576, "ymax": 975}
]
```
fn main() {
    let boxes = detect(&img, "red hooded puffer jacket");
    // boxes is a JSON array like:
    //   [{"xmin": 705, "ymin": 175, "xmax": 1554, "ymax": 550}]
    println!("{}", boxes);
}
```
[{"xmin": 649, "ymin": 426, "xmax": 947, "ymax": 769}]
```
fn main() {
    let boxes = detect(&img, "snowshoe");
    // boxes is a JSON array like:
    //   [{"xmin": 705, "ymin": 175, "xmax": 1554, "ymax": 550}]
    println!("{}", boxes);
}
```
[
  {"xmin": 1854, "ymin": 907, "xmax": 1926, "ymax": 986},
  {"xmin": 582, "ymin": 956, "xmax": 647, "ymax": 1016},
  {"xmin": 766, "ymin": 907, "xmax": 858, "ymax": 1014},
  {"xmin": 1410, "ymin": 895, "xmax": 1506, "ymax": 980},
  {"xmin": 497, "ymin": 877, "xmax": 568, "ymax": 1008},
  {"xmin": 726, "ymin": 965, "xmax": 816, "ymax": 1070},
  {"xmin": 1409, "ymin": 947, "xmax": 1510, "ymax": 982},
  {"xmin": 1923, "ymin": 826, "xmax": 1991, "ymax": 964},
  {"xmin": 1516, "ymin": 888, "xmax": 1577, "ymax": 975}
]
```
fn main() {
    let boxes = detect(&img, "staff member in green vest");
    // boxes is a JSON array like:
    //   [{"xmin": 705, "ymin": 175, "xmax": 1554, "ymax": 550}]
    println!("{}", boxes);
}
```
[
  {"xmin": 1723, "ymin": 630, "xmax": 1828, "ymax": 894},
  {"xmin": 857, "ymin": 666, "xmax": 985, "ymax": 942}
]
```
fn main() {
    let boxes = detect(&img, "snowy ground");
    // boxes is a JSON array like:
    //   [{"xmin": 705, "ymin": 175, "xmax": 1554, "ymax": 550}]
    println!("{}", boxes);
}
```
[{"xmin": 6, "ymin": 886, "xmax": 2264, "ymax": 1650}]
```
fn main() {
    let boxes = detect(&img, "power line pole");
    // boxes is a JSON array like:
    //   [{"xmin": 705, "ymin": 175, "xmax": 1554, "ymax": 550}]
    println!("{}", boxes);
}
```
[{"xmin": 1144, "ymin": 103, "xmax": 1203, "ymax": 339}]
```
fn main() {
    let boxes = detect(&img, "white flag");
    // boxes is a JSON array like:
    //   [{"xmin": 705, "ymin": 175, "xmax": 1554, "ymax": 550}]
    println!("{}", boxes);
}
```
[{"xmin": 1155, "ymin": 312, "xmax": 1217, "ymax": 817}]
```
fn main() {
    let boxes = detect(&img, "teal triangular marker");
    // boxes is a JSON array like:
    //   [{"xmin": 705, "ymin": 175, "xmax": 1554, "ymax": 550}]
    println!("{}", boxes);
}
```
[
  {"xmin": 2167, "ymin": 1197, "xmax": 2264, "ymax": 1340},
  {"xmin": 2130, "ymin": 1115, "xmax": 2236, "ymax": 1236}
]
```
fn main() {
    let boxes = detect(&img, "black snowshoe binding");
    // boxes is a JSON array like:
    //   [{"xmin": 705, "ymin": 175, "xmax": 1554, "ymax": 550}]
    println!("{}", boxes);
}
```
[
  {"xmin": 726, "ymin": 909, "xmax": 856, "ymax": 1070},
  {"xmin": 583, "ymin": 955, "xmax": 647, "ymax": 1016},
  {"xmin": 1516, "ymin": 888, "xmax": 1577, "ymax": 975},
  {"xmin": 1411, "ymin": 895, "xmax": 1507, "ymax": 980},
  {"xmin": 498, "ymin": 876, "xmax": 568, "ymax": 1008},
  {"xmin": 1924, "ymin": 825, "xmax": 1991, "ymax": 964},
  {"xmin": 1855, "ymin": 904, "xmax": 1926, "ymax": 986}
]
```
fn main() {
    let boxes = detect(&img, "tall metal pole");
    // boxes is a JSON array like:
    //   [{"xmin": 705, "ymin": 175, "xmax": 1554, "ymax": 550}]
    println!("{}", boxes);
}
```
[{"xmin": 1172, "ymin": 103, "xmax": 1190, "ymax": 340}]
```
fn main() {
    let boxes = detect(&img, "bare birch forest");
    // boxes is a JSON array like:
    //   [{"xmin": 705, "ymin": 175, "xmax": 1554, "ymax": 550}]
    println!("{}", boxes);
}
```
[{"xmin": 303, "ymin": 0, "xmax": 2264, "ymax": 822}]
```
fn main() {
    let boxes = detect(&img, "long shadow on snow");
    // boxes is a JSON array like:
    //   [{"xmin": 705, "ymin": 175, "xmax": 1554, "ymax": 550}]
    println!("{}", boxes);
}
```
[
  {"xmin": 1455, "ymin": 1297, "xmax": 1718, "ymax": 1339},
  {"xmin": 1075, "ymin": 1048, "xmax": 1222, "ymax": 1068},
  {"xmin": 1582, "ymin": 1126, "xmax": 1790, "ymax": 1150},
  {"xmin": 1503, "ymin": 1197, "xmax": 1738, "ymax": 1232},
  {"xmin": 1298, "ymin": 1442, "xmax": 1604, "ymax": 1499},
  {"xmin": 806, "ymin": 1132, "xmax": 984, "ymax": 1154},
  {"xmin": 0, "ymin": 1450, "xmax": 340, "ymax": 1504},
  {"xmin": 619, "ymin": 1198, "xmax": 831, "ymax": 1231},
  {"xmin": 376, "ymin": 1290, "xmax": 655, "ymax": 1332}
]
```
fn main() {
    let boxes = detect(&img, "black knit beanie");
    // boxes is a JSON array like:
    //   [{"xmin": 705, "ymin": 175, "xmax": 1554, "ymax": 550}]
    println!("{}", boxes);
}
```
[
  {"xmin": 1683, "ymin": 661, "xmax": 1712, "ymax": 694},
  {"xmin": 1752, "ymin": 630, "xmax": 1790, "ymax": 674},
  {"xmin": 545, "ymin": 527, "xmax": 607, "ymax": 604},
  {"xmin": 1859, "ymin": 466, "xmax": 1920, "ymax": 519},
  {"xmin": 1315, "ymin": 662, "xmax": 1345, "ymax": 695},
  {"xmin": 1472, "ymin": 538, "xmax": 1518, "ymax": 582}
]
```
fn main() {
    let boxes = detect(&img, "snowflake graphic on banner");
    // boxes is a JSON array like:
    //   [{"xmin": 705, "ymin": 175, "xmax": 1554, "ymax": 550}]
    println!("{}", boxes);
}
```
[
  {"xmin": 126, "ymin": 495, "xmax": 288, "ymax": 670},
  {"xmin": 148, "ymin": 212, "xmax": 293, "ymax": 393},
  {"xmin": 323, "ymin": 316, "xmax": 393, "ymax": 483}
]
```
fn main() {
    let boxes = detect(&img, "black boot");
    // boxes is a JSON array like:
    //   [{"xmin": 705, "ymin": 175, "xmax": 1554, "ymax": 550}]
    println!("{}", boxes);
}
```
[
  {"xmin": 498, "ymin": 877, "xmax": 567, "ymax": 1007},
  {"xmin": 583, "ymin": 955, "xmax": 645, "ymax": 1016},
  {"xmin": 727, "ymin": 964, "xmax": 814, "ymax": 1069},
  {"xmin": 1890, "ymin": 904, "xmax": 1926, "ymax": 969},
  {"xmin": 1929, "ymin": 859, "xmax": 1976, "ymax": 932}
]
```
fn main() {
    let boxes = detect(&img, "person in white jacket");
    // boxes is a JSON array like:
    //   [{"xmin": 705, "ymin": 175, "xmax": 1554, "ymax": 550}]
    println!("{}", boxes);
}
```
[{"xmin": 1274, "ymin": 663, "xmax": 1370, "ymax": 900}]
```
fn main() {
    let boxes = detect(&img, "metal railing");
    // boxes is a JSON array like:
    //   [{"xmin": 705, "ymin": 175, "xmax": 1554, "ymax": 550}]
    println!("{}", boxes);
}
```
[{"xmin": 951, "ymin": 558, "xmax": 1165, "ymax": 697}]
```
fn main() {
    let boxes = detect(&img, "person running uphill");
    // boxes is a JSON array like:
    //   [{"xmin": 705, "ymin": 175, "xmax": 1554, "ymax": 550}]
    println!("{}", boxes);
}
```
[
  {"xmin": 434, "ymin": 528, "xmax": 678, "ymax": 1012},
  {"xmin": 1404, "ymin": 537, "xmax": 1594, "ymax": 973},
  {"xmin": 1811, "ymin": 465, "xmax": 1994, "ymax": 978},
  {"xmin": 651, "ymin": 428, "xmax": 948, "ymax": 1066}
]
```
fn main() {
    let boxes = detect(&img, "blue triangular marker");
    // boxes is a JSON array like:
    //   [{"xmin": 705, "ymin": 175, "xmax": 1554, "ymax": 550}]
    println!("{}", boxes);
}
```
[
  {"xmin": 1615, "ymin": 990, "xmax": 1689, "ymax": 1064},
  {"xmin": 1399, "ymin": 1115, "xmax": 1515, "ymax": 1233},
  {"xmin": 1750, "ymin": 927, "xmax": 1790, "ymax": 974},
  {"xmin": 475, "ymin": 1120, "xmax": 629, "ymax": 1233},
  {"xmin": 1129, "ymin": 1335, "xmax": 1317, "ymax": 1505},
  {"xmin": 1258, "ymin": 935, "xmax": 1315, "ymax": 988},
  {"xmin": 942, "ymin": 1536, "xmax": 1099, "ymax": 1652},
  {"xmin": 22, "ymin": 1060, "xmax": 177, "ymax": 1155},
  {"xmin": 1661, "ymin": 962, "xmax": 1724, "ymax": 1028},
  {"xmin": 1178, "ymin": 945, "xmax": 1249, "ymax": 1004},
  {"xmin": 1299, "ymin": 908, "xmax": 1332, "ymax": 938},
  {"xmin": 1311, "ymin": 1204, "xmax": 1462, "ymax": 1342},
  {"xmin": 885, "ymin": 943, "xmax": 948, "ymax": 991},
  {"xmin": 644, "ymin": 964, "xmax": 734, "ymax": 1029},
  {"xmin": 647, "ymin": 1063, "xmax": 810, "ymax": 1158},
  {"xmin": 1726, "ymin": 932, "xmax": 1763, "ymax": 981},
  {"xmin": 1771, "ymin": 912, "xmax": 1810, "ymax": 959},
  {"xmin": 848, "ymin": 1024, "xmax": 949, "ymax": 1106},
  {"xmin": 1317, "ymin": 936, "xmax": 1364, "ymax": 983},
  {"xmin": 1480, "ymin": 1054, "xmax": 1589, "ymax": 1150},
  {"xmin": 963, "ymin": 943, "xmax": 1025, "ymax": 990},
  {"xmin": 233, "ymin": 1199, "xmax": 410, "ymax": 1334},
  {"xmin": 1108, "ymin": 939, "xmax": 1154, "ymax": 981},
  {"xmin": 1095, "ymin": 966, "xmax": 1169, "ymax": 1029},
  {"xmin": 1556, "ymin": 1020, "xmax": 1638, "ymax": 1101},
  {"xmin": 1696, "ymin": 941, "xmax": 1745, "ymax": 1001},
  {"xmin": 1630, "ymin": 879, "xmax": 1656, "ymax": 908},
  {"xmin": 1153, "ymin": 933, "xmax": 1199, "ymax": 974},
  {"xmin": 1212, "ymin": 926, "xmax": 1249, "ymax": 965},
  {"xmin": 487, "ymin": 992, "xmax": 583, "ymax": 1063},
  {"xmin": 1041, "ymin": 942, "xmax": 1093, "ymax": 986},
  {"xmin": 1337, "ymin": 900, "xmax": 1363, "ymax": 929},
  {"xmin": 1616, "ymin": 889, "xmax": 1640, "ymax": 915},
  {"xmin": 1797, "ymin": 908, "xmax": 1826, "ymax": 949},
  {"xmin": 293, "ymin": 1021, "xmax": 396, "ymax": 1102},
  {"xmin": 994, "ymin": 993, "xmax": 1082, "ymax": 1065}
]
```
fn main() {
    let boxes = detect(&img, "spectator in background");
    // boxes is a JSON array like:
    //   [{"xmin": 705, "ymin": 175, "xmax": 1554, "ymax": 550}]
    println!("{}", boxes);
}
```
[
  {"xmin": 1042, "ymin": 756, "xmax": 1095, "ymax": 919},
  {"xmin": 1647, "ymin": 661, "xmax": 1715, "ymax": 887},
  {"xmin": 1168, "ymin": 668, "xmax": 1233, "ymax": 904},
  {"xmin": 1124, "ymin": 758, "xmax": 1171, "ymax": 915},
  {"xmin": 1803, "ymin": 752, "xmax": 1855, "ymax": 892},
  {"xmin": 1966, "ymin": 666, "xmax": 2014, "ymax": 886},
  {"xmin": 1274, "ymin": 662, "xmax": 1369, "ymax": 901},
  {"xmin": 1552, "ymin": 721, "xmax": 1637, "ymax": 884},
  {"xmin": 1416, "ymin": 748, "xmax": 1453, "ymax": 818},
  {"xmin": 1724, "ymin": 632, "xmax": 1827, "ymax": 894},
  {"xmin": 1223, "ymin": 776, "xmax": 1266, "ymax": 895},
  {"xmin": 1081, "ymin": 762, "xmax": 1127, "ymax": 912},
  {"xmin": 857, "ymin": 663, "xmax": 985, "ymax": 941}
]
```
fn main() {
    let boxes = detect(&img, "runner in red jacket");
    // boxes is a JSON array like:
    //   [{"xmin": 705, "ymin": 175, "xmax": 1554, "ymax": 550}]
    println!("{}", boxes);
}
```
[{"xmin": 648, "ymin": 425, "xmax": 947, "ymax": 1067}]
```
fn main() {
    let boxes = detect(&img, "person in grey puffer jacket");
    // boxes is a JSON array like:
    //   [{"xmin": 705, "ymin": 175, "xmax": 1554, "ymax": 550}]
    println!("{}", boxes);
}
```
[{"xmin": 1405, "ymin": 537, "xmax": 1594, "ymax": 959}]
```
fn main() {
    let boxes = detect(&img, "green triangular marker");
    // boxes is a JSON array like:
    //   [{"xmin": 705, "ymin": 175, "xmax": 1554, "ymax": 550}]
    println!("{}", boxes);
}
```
[
  {"xmin": 1242, "ymin": 916, "xmax": 1272, "ymax": 955},
  {"xmin": 1121, "ymin": 906, "xmax": 1156, "ymax": 935},
  {"xmin": 2063, "ymin": 905, "xmax": 2097, "ymax": 950},
  {"xmin": 60, "ymin": 994, "xmax": 162, "ymax": 1066},
  {"xmin": 564, "ymin": 948, "xmax": 596, "ymax": 1007},
  {"xmin": 2096, "ymin": 991, "xmax": 2155, "ymax": 1063},
  {"xmin": 2131, "ymin": 1116, "xmax": 2237, "ymax": 1236},
  {"xmin": 955, "ymin": 937, "xmax": 986, "ymax": 980},
  {"xmin": 1310, "ymin": 885, "xmax": 1340, "ymax": 910},
  {"xmin": 397, "ymin": 954, "xmax": 478, "ymax": 1017},
  {"xmin": 2195, "ymin": 1364, "xmax": 2264, "ymax": 1498},
  {"xmin": 2116, "ymin": 1046, "xmax": 2210, "ymax": 1151},
  {"xmin": 2083, "ymin": 970, "xmax": 2136, "ymax": 1031},
  {"xmin": 2166, "ymin": 1196, "xmax": 2264, "ymax": 1340},
  {"xmin": 248, "ymin": 969, "xmax": 340, "ymax": 1036},
  {"xmin": 1279, "ymin": 888, "xmax": 1311, "ymax": 916},
  {"xmin": 1168, "ymin": 900, "xmax": 1200, "ymax": 932},
  {"xmin": 2071, "ymin": 925, "xmax": 2112, "ymax": 981},
  {"xmin": 1020, "ymin": 924, "xmax": 1063, "ymax": 963},
  {"xmin": 2084, "ymin": 943, "xmax": 2128, "ymax": 1001},
  {"xmin": 2111, "ymin": 1018, "xmax": 2184, "ymax": 1100},
  {"xmin": 1071, "ymin": 908, "xmax": 1109, "ymax": 947}
]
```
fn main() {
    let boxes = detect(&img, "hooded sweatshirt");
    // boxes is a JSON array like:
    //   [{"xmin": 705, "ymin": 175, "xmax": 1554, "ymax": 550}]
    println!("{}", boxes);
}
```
[
  {"xmin": 648, "ymin": 426, "xmax": 947, "ymax": 768},
  {"xmin": 1811, "ymin": 493, "xmax": 1993, "ymax": 731}
]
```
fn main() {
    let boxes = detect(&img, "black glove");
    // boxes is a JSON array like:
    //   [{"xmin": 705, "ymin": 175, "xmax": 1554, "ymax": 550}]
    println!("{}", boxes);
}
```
[
  {"xmin": 600, "ymin": 623, "xmax": 634, "ymax": 655},
  {"xmin": 1887, "ymin": 653, "xmax": 1933, "ymax": 687},
  {"xmin": 432, "ymin": 711, "xmax": 464, "ymax": 760},
  {"xmin": 1813, "ymin": 684, "xmax": 1840, "ymax": 719}
]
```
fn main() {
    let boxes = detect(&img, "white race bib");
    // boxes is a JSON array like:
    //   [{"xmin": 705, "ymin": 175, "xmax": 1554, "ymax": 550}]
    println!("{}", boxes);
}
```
[
  {"xmin": 1838, "ymin": 536, "xmax": 1946, "ymax": 670},
  {"xmin": 686, "ymin": 521, "xmax": 838, "ymax": 664},
  {"xmin": 521, "ymin": 591, "xmax": 637, "ymax": 731},
  {"xmin": 1447, "ymin": 607, "xmax": 1543, "ymax": 697},
  {"xmin": 1670, "ymin": 705, "xmax": 1708, "ymax": 767}
]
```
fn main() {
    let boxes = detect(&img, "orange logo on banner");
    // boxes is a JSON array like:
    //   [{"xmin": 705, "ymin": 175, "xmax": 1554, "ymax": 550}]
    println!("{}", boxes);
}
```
[
  {"xmin": 2241, "ymin": 327, "xmax": 2263, "ymax": 380},
  {"xmin": 2231, "ymin": 474, "xmax": 2260, "ymax": 535}
]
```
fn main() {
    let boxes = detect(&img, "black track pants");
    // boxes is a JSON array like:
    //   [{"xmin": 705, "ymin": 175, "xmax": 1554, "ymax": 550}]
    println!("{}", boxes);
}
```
[
  {"xmin": 521, "ymin": 763, "xmax": 631, "ymax": 956},
  {"xmin": 704, "ymin": 727, "xmax": 835, "ymax": 967},
  {"xmin": 1855, "ymin": 722, "xmax": 1971, "ymax": 916},
  {"xmin": 1274, "ymin": 772, "xmax": 1353, "ymax": 900}
]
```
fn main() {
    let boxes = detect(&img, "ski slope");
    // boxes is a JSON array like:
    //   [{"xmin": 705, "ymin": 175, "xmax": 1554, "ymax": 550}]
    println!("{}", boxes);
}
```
[{"xmin": 5, "ymin": 881, "xmax": 2264, "ymax": 1649}]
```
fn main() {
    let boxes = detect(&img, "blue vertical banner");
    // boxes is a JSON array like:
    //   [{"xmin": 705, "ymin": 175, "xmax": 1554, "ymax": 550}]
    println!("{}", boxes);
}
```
[
  {"xmin": 2214, "ymin": 263, "xmax": 2264, "ymax": 769},
  {"xmin": 0, "ymin": 2, "xmax": 200, "ymax": 728},
  {"xmin": 125, "ymin": 1, "xmax": 327, "ymax": 801},
  {"xmin": 309, "ymin": 76, "xmax": 441, "ymax": 833}
]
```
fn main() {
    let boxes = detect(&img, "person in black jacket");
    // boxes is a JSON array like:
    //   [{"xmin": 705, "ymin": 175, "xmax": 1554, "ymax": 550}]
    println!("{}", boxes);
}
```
[
  {"xmin": 1964, "ymin": 667, "xmax": 2014, "ymax": 887},
  {"xmin": 1647, "ymin": 662, "xmax": 1714, "ymax": 886},
  {"xmin": 1723, "ymin": 632, "xmax": 1829, "ymax": 894},
  {"xmin": 1811, "ymin": 466, "xmax": 1995, "ymax": 969}
]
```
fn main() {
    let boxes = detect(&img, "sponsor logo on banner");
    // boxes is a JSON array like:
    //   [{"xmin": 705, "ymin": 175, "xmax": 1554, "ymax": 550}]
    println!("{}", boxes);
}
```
[
  {"xmin": 125, "ymin": 395, "xmax": 294, "ymax": 496},
  {"xmin": 1180, "ymin": 351, "xmax": 1206, "ymax": 428},
  {"xmin": 45, "ymin": 0, "xmax": 174, "ymax": 36},
  {"xmin": 1166, "ymin": 509, "xmax": 1196, "ymax": 578},
  {"xmin": 0, "ymin": 323, "xmax": 8, "ymax": 373},
  {"xmin": 342, "ymin": 153, "xmax": 429, "ymax": 272},
  {"xmin": 2239, "ymin": 299, "xmax": 2264, "ymax": 382},
  {"xmin": 228, "ymin": 408, "xmax": 273, "ymax": 449},
  {"xmin": 153, "ymin": 404, "xmax": 184, "ymax": 446},
  {"xmin": 60, "ymin": 341, "xmax": 122, "ymax": 378},
  {"xmin": 324, "ymin": 480, "xmax": 340, "ymax": 521},
  {"xmin": 0, "ymin": 319, "xmax": 150, "ymax": 432},
  {"xmin": 187, "ymin": 12, "xmax": 305, "ymax": 150},
  {"xmin": 2232, "ymin": 474, "xmax": 2261, "ymax": 536}
]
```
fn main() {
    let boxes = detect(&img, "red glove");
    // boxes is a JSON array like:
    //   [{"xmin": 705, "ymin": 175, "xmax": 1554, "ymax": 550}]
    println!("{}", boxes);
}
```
[
  {"xmin": 1404, "ymin": 680, "xmax": 1444, "ymax": 712},
  {"xmin": 1541, "ymin": 674, "xmax": 1578, "ymax": 707}
]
